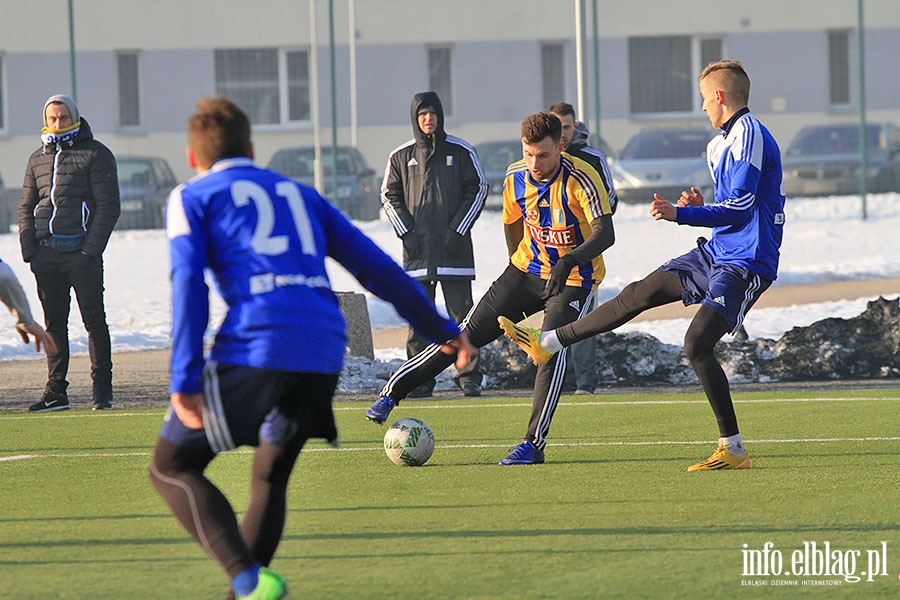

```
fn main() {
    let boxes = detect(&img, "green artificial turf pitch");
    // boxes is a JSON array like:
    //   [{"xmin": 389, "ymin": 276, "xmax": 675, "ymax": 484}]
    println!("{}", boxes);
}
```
[{"xmin": 1, "ymin": 389, "xmax": 898, "ymax": 598}]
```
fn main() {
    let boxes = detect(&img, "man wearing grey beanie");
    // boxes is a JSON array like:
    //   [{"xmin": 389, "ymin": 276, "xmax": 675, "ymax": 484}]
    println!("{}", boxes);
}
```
[{"xmin": 19, "ymin": 94, "xmax": 120, "ymax": 412}]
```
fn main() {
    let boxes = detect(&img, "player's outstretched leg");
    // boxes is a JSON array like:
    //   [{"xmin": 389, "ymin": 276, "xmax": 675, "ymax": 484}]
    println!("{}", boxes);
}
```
[
  {"xmin": 366, "ymin": 395, "xmax": 396, "ymax": 425},
  {"xmin": 497, "ymin": 316, "xmax": 555, "ymax": 365}
]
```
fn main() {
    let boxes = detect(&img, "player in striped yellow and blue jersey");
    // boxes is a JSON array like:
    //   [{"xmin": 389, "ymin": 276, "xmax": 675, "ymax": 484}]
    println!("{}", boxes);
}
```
[
  {"xmin": 502, "ymin": 151, "xmax": 611, "ymax": 290},
  {"xmin": 369, "ymin": 112, "xmax": 616, "ymax": 466}
]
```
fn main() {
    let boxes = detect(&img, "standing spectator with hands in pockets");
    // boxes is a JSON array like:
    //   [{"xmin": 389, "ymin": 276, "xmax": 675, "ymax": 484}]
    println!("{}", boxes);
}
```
[
  {"xmin": 19, "ymin": 94, "xmax": 120, "ymax": 412},
  {"xmin": 380, "ymin": 91, "xmax": 488, "ymax": 398}
]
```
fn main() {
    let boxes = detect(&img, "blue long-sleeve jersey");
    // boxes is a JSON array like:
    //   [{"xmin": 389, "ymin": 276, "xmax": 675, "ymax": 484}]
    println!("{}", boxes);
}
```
[
  {"xmin": 167, "ymin": 157, "xmax": 461, "ymax": 395},
  {"xmin": 675, "ymin": 110, "xmax": 785, "ymax": 281}
]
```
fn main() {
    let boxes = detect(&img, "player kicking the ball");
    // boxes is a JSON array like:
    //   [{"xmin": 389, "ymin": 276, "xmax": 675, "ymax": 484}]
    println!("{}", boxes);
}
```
[
  {"xmin": 149, "ymin": 97, "xmax": 474, "ymax": 599},
  {"xmin": 500, "ymin": 60, "xmax": 785, "ymax": 471},
  {"xmin": 367, "ymin": 111, "xmax": 615, "ymax": 466}
]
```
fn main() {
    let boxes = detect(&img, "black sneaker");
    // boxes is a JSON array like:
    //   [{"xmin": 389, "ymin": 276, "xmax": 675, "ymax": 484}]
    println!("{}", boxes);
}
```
[
  {"xmin": 462, "ymin": 382, "xmax": 482, "ymax": 397},
  {"xmin": 28, "ymin": 390, "xmax": 70, "ymax": 413},
  {"xmin": 91, "ymin": 398, "xmax": 113, "ymax": 411},
  {"xmin": 92, "ymin": 386, "xmax": 113, "ymax": 410},
  {"xmin": 407, "ymin": 384, "xmax": 434, "ymax": 398}
]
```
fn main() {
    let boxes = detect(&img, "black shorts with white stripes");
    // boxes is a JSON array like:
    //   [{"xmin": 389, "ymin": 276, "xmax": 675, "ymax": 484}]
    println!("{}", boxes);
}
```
[{"xmin": 159, "ymin": 363, "xmax": 339, "ymax": 453}]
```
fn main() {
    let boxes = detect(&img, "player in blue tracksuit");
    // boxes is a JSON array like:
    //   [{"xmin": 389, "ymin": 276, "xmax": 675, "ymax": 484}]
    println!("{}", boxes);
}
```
[
  {"xmin": 149, "ymin": 97, "xmax": 475, "ymax": 600},
  {"xmin": 500, "ymin": 60, "xmax": 785, "ymax": 472}
]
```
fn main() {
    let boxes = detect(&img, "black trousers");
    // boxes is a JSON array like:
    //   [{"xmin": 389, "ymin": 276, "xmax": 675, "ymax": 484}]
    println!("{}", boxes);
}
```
[
  {"xmin": 384, "ymin": 264, "xmax": 592, "ymax": 449},
  {"xmin": 30, "ymin": 246, "xmax": 112, "ymax": 395},
  {"xmin": 406, "ymin": 278, "xmax": 481, "ymax": 390}
]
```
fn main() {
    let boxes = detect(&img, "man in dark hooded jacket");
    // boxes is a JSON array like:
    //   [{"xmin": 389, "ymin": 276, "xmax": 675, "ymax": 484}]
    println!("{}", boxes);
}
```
[
  {"xmin": 381, "ymin": 92, "xmax": 487, "ymax": 397},
  {"xmin": 19, "ymin": 94, "xmax": 120, "ymax": 412},
  {"xmin": 548, "ymin": 102, "xmax": 617, "ymax": 395}
]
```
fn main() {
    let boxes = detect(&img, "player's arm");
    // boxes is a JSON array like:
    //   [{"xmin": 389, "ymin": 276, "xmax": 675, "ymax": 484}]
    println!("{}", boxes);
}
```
[
  {"xmin": 500, "ymin": 169, "xmax": 524, "ymax": 258},
  {"xmin": 503, "ymin": 221, "xmax": 523, "ymax": 258},
  {"xmin": 0, "ymin": 261, "xmax": 56, "ymax": 353},
  {"xmin": 166, "ymin": 188, "xmax": 210, "ymax": 401},
  {"xmin": 675, "ymin": 160, "xmax": 760, "ymax": 227},
  {"xmin": 543, "ymin": 214, "xmax": 614, "ymax": 298},
  {"xmin": 321, "ymin": 198, "xmax": 474, "ymax": 368}
]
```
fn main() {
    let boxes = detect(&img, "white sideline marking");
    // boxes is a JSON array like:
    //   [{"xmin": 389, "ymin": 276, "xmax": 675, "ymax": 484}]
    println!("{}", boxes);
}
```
[
  {"xmin": 4, "ymin": 436, "xmax": 899, "ymax": 461},
  {"xmin": 0, "ymin": 454, "xmax": 38, "ymax": 462},
  {"xmin": 0, "ymin": 396, "xmax": 895, "ymax": 421},
  {"xmin": 333, "ymin": 396, "xmax": 900, "ymax": 411}
]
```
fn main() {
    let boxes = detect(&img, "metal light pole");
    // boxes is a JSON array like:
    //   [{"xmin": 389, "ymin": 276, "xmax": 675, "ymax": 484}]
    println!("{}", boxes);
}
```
[
  {"xmin": 310, "ymin": 0, "xmax": 323, "ymax": 192},
  {"xmin": 591, "ymin": 0, "xmax": 601, "ymax": 142},
  {"xmin": 349, "ymin": 0, "xmax": 358, "ymax": 148},
  {"xmin": 574, "ymin": 0, "xmax": 586, "ymax": 119},
  {"xmin": 328, "ymin": 0, "xmax": 338, "ymax": 199},
  {"xmin": 857, "ymin": 0, "xmax": 868, "ymax": 219},
  {"xmin": 67, "ymin": 0, "xmax": 77, "ymax": 101}
]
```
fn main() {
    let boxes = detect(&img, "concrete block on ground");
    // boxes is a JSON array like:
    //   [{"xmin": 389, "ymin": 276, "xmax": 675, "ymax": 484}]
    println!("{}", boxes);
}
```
[{"xmin": 337, "ymin": 291, "xmax": 374, "ymax": 359}]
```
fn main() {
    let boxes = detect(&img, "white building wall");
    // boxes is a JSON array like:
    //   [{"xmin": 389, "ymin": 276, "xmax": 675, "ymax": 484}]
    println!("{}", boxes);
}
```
[{"xmin": 1, "ymin": 0, "xmax": 898, "ymax": 186}]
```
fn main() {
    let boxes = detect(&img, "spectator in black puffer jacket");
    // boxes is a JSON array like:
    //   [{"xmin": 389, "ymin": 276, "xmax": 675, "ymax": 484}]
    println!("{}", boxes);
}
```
[
  {"xmin": 19, "ymin": 94, "xmax": 120, "ymax": 413},
  {"xmin": 380, "ymin": 91, "xmax": 488, "ymax": 397}
]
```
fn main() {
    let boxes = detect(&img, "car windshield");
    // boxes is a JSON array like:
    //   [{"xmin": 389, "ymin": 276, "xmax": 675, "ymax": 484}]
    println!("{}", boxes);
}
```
[
  {"xmin": 618, "ymin": 130, "xmax": 709, "ymax": 160},
  {"xmin": 477, "ymin": 142, "xmax": 521, "ymax": 171},
  {"xmin": 268, "ymin": 148, "xmax": 355, "ymax": 178},
  {"xmin": 117, "ymin": 160, "xmax": 154, "ymax": 187},
  {"xmin": 786, "ymin": 125, "xmax": 886, "ymax": 156}
]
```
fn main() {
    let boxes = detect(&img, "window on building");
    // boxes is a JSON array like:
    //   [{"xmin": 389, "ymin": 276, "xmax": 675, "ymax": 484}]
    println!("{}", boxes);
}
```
[
  {"xmin": 828, "ymin": 30, "xmax": 851, "ymax": 106},
  {"xmin": 215, "ymin": 48, "xmax": 310, "ymax": 126},
  {"xmin": 428, "ymin": 46, "xmax": 453, "ymax": 117},
  {"xmin": 117, "ymin": 52, "xmax": 141, "ymax": 128},
  {"xmin": 628, "ymin": 35, "xmax": 723, "ymax": 115},
  {"xmin": 541, "ymin": 43, "xmax": 565, "ymax": 110}
]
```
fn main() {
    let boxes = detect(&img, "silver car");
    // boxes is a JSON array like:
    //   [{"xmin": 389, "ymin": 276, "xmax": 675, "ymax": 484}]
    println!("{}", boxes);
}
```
[
  {"xmin": 611, "ymin": 128, "xmax": 714, "ymax": 205},
  {"xmin": 267, "ymin": 145, "xmax": 381, "ymax": 221},
  {"xmin": 782, "ymin": 122, "xmax": 900, "ymax": 197}
]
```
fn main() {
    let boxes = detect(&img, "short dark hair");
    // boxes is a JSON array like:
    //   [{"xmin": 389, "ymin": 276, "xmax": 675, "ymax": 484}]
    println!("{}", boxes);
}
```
[
  {"xmin": 698, "ymin": 60, "xmax": 751, "ymax": 105},
  {"xmin": 187, "ymin": 96, "xmax": 252, "ymax": 168},
  {"xmin": 521, "ymin": 112, "xmax": 562, "ymax": 145},
  {"xmin": 547, "ymin": 102, "xmax": 576, "ymax": 120}
]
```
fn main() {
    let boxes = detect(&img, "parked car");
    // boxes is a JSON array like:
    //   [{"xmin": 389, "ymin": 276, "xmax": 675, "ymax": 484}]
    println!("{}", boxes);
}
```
[
  {"xmin": 266, "ymin": 146, "xmax": 381, "ymax": 221},
  {"xmin": 476, "ymin": 136, "xmax": 616, "ymax": 210},
  {"xmin": 116, "ymin": 156, "xmax": 178, "ymax": 229},
  {"xmin": 782, "ymin": 122, "xmax": 900, "ymax": 197},
  {"xmin": 610, "ymin": 127, "xmax": 714, "ymax": 205},
  {"xmin": 475, "ymin": 140, "xmax": 521, "ymax": 210}
]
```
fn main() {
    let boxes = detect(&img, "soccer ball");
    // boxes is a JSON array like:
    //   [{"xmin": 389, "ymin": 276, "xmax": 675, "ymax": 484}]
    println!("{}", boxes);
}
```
[{"xmin": 383, "ymin": 418, "xmax": 435, "ymax": 466}]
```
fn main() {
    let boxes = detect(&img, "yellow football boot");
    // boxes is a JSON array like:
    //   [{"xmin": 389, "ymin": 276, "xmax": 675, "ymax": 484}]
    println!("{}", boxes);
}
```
[
  {"xmin": 497, "ymin": 316, "xmax": 555, "ymax": 365},
  {"xmin": 688, "ymin": 445, "xmax": 751, "ymax": 471}
]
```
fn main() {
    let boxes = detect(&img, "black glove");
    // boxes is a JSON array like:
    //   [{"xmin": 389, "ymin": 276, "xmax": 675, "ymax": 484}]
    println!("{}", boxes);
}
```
[
  {"xmin": 402, "ymin": 232, "xmax": 422, "ymax": 258},
  {"xmin": 542, "ymin": 254, "xmax": 578, "ymax": 299}
]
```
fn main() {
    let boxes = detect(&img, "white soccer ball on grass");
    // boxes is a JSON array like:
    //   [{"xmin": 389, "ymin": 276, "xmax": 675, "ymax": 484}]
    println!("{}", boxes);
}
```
[{"xmin": 383, "ymin": 418, "xmax": 435, "ymax": 466}]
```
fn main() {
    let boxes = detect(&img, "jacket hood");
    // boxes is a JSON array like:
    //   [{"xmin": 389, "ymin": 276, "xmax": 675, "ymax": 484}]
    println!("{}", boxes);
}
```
[
  {"xmin": 568, "ymin": 121, "xmax": 591, "ymax": 150},
  {"xmin": 410, "ymin": 91, "xmax": 446, "ymax": 146},
  {"xmin": 43, "ymin": 94, "xmax": 80, "ymax": 127}
]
